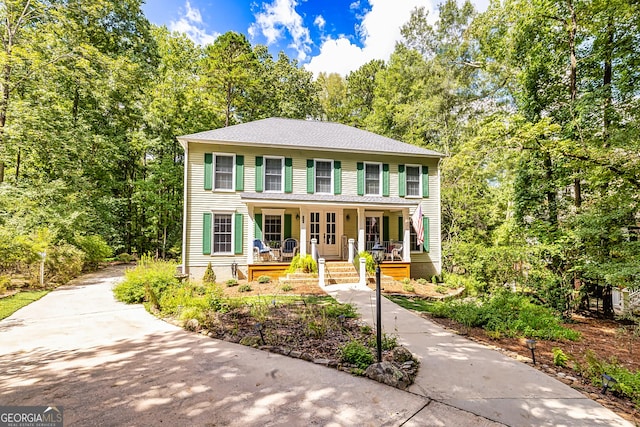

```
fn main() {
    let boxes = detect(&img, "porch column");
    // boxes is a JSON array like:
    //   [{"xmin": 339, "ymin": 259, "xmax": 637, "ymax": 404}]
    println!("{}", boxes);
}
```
[
  {"xmin": 403, "ymin": 208, "xmax": 410, "ymax": 261},
  {"xmin": 300, "ymin": 207, "xmax": 307, "ymax": 256},
  {"xmin": 357, "ymin": 207, "xmax": 365, "ymax": 253},
  {"xmin": 247, "ymin": 207, "xmax": 255, "ymax": 264},
  {"xmin": 348, "ymin": 238, "xmax": 355, "ymax": 263}
]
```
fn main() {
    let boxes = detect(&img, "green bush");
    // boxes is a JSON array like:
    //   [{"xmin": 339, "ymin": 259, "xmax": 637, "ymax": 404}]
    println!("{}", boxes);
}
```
[
  {"xmin": 117, "ymin": 253, "xmax": 133, "ymax": 263},
  {"xmin": 45, "ymin": 243, "xmax": 84, "ymax": 285},
  {"xmin": 368, "ymin": 333, "xmax": 398, "ymax": 351},
  {"xmin": 226, "ymin": 278, "xmax": 238, "ymax": 287},
  {"xmin": 238, "ymin": 284, "xmax": 252, "ymax": 292},
  {"xmin": 416, "ymin": 278, "xmax": 428, "ymax": 285},
  {"xmin": 582, "ymin": 350, "xmax": 640, "ymax": 406},
  {"xmin": 286, "ymin": 254, "xmax": 317, "ymax": 274},
  {"xmin": 403, "ymin": 281, "xmax": 415, "ymax": 293},
  {"xmin": 340, "ymin": 340, "xmax": 374, "ymax": 370},
  {"xmin": 358, "ymin": 251, "xmax": 375, "ymax": 274},
  {"xmin": 73, "ymin": 234, "xmax": 112, "ymax": 269},
  {"xmin": 280, "ymin": 284, "xmax": 293, "ymax": 291},
  {"xmin": 553, "ymin": 347, "xmax": 568, "ymax": 367},
  {"xmin": 113, "ymin": 255, "xmax": 178, "ymax": 304},
  {"xmin": 323, "ymin": 302, "xmax": 357, "ymax": 318},
  {"xmin": 203, "ymin": 262, "xmax": 216, "ymax": 284},
  {"xmin": 257, "ymin": 275, "xmax": 271, "ymax": 284}
]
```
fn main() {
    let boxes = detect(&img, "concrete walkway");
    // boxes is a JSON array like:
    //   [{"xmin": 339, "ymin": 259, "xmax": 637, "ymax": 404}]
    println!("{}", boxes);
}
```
[
  {"xmin": 0, "ymin": 266, "xmax": 498, "ymax": 426},
  {"xmin": 323, "ymin": 283, "xmax": 633, "ymax": 427}
]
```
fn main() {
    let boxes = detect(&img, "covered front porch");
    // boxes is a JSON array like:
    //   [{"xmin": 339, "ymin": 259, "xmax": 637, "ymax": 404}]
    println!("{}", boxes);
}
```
[{"xmin": 242, "ymin": 192, "xmax": 420, "ymax": 276}]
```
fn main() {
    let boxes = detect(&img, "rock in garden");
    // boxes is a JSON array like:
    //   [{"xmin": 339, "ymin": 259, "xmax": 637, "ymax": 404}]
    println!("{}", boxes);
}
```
[
  {"xmin": 391, "ymin": 346, "xmax": 415, "ymax": 364},
  {"xmin": 365, "ymin": 362, "xmax": 412, "ymax": 390}
]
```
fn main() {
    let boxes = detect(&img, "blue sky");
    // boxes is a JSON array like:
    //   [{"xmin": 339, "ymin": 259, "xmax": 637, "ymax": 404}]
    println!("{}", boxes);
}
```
[{"xmin": 142, "ymin": 0, "xmax": 489, "ymax": 76}]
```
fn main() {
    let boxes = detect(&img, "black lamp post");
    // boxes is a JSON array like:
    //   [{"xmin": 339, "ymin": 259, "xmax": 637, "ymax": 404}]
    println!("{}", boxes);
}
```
[
  {"xmin": 371, "ymin": 241, "xmax": 386, "ymax": 363},
  {"xmin": 601, "ymin": 374, "xmax": 617, "ymax": 395},
  {"xmin": 526, "ymin": 339, "xmax": 537, "ymax": 365}
]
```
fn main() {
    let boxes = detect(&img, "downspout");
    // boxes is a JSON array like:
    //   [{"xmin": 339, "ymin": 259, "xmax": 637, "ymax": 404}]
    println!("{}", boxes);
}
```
[{"xmin": 180, "ymin": 140, "xmax": 189, "ymax": 275}]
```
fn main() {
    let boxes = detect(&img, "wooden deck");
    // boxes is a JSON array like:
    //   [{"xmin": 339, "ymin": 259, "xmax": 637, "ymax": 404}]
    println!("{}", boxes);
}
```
[{"xmin": 248, "ymin": 260, "xmax": 410, "ymax": 282}]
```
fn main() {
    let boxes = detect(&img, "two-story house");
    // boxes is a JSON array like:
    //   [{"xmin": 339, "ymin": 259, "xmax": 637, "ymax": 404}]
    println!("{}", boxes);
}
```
[{"xmin": 177, "ymin": 118, "xmax": 444, "ymax": 282}]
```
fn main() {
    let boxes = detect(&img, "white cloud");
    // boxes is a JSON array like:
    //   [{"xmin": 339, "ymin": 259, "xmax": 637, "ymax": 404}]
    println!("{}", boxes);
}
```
[
  {"xmin": 170, "ymin": 0, "xmax": 219, "ymax": 46},
  {"xmin": 249, "ymin": 0, "xmax": 312, "ymax": 61},
  {"xmin": 314, "ymin": 15, "xmax": 326, "ymax": 31},
  {"xmin": 306, "ymin": 0, "xmax": 437, "ymax": 77}
]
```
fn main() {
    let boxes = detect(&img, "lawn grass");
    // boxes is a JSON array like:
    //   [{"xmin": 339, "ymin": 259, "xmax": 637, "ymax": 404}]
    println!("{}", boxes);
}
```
[{"xmin": 0, "ymin": 291, "xmax": 49, "ymax": 320}]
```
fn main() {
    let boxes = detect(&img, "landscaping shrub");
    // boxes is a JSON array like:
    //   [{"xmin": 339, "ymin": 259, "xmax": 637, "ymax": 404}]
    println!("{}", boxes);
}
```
[
  {"xmin": 203, "ymin": 262, "xmax": 216, "ymax": 284},
  {"xmin": 402, "ymin": 281, "xmax": 415, "ymax": 293},
  {"xmin": 73, "ymin": 234, "xmax": 112, "ymax": 269},
  {"xmin": 116, "ymin": 253, "xmax": 134, "ymax": 263},
  {"xmin": 553, "ymin": 347, "xmax": 568, "ymax": 367},
  {"xmin": 286, "ymin": 254, "xmax": 317, "ymax": 274},
  {"xmin": 358, "ymin": 251, "xmax": 375, "ymax": 274},
  {"xmin": 45, "ymin": 243, "xmax": 84, "ymax": 285},
  {"xmin": 257, "ymin": 275, "xmax": 271, "ymax": 284},
  {"xmin": 581, "ymin": 350, "xmax": 640, "ymax": 406},
  {"xmin": 113, "ymin": 255, "xmax": 178, "ymax": 304},
  {"xmin": 226, "ymin": 278, "xmax": 238, "ymax": 287},
  {"xmin": 323, "ymin": 302, "xmax": 357, "ymax": 318},
  {"xmin": 340, "ymin": 340, "xmax": 374, "ymax": 370},
  {"xmin": 238, "ymin": 284, "xmax": 252, "ymax": 292},
  {"xmin": 280, "ymin": 284, "xmax": 293, "ymax": 291},
  {"xmin": 416, "ymin": 278, "xmax": 428, "ymax": 285}
]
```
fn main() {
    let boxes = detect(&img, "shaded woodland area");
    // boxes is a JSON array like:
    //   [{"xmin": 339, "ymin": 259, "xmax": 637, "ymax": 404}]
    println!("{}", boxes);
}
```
[{"xmin": 1, "ymin": 0, "xmax": 639, "ymax": 315}]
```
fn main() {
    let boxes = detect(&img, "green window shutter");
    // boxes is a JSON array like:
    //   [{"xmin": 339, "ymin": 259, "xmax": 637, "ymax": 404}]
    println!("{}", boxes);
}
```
[
  {"xmin": 202, "ymin": 212, "xmax": 212, "ymax": 255},
  {"xmin": 398, "ymin": 216, "xmax": 403, "ymax": 241},
  {"xmin": 235, "ymin": 155, "xmax": 244, "ymax": 191},
  {"xmin": 382, "ymin": 163, "xmax": 390, "ymax": 196},
  {"xmin": 333, "ymin": 160, "xmax": 342, "ymax": 195},
  {"xmin": 306, "ymin": 159, "xmax": 314, "ymax": 193},
  {"xmin": 255, "ymin": 156, "xmax": 263, "ymax": 192},
  {"xmin": 284, "ymin": 214, "xmax": 292, "ymax": 239},
  {"xmin": 234, "ymin": 213, "xmax": 243, "ymax": 255},
  {"xmin": 357, "ymin": 162, "xmax": 364, "ymax": 196},
  {"xmin": 423, "ymin": 216, "xmax": 430, "ymax": 252},
  {"xmin": 204, "ymin": 153, "xmax": 213, "ymax": 190},
  {"xmin": 254, "ymin": 213, "xmax": 263, "ymax": 240},
  {"xmin": 422, "ymin": 166, "xmax": 429, "ymax": 198},
  {"xmin": 284, "ymin": 157, "xmax": 293, "ymax": 193},
  {"xmin": 383, "ymin": 216, "xmax": 389, "ymax": 243},
  {"xmin": 398, "ymin": 164, "xmax": 406, "ymax": 197}
]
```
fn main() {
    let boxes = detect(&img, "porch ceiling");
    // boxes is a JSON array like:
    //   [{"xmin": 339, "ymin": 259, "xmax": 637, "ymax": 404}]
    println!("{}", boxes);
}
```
[{"xmin": 239, "ymin": 192, "xmax": 418, "ymax": 209}]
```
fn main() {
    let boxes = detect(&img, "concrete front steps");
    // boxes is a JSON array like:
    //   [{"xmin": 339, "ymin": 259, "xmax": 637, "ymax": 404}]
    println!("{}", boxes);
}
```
[{"xmin": 281, "ymin": 262, "xmax": 395, "ymax": 287}]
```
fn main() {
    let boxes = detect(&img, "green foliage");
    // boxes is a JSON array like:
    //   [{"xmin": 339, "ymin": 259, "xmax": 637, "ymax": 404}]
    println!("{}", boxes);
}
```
[
  {"xmin": 552, "ymin": 347, "xmax": 568, "ymax": 368},
  {"xmin": 226, "ymin": 278, "xmax": 238, "ymax": 287},
  {"xmin": 435, "ymin": 285, "xmax": 448, "ymax": 294},
  {"xmin": 358, "ymin": 251, "xmax": 375, "ymax": 274},
  {"xmin": 416, "ymin": 278, "xmax": 428, "ymax": 285},
  {"xmin": 286, "ymin": 254, "xmax": 318, "ymax": 274},
  {"xmin": 117, "ymin": 253, "xmax": 134, "ymax": 263},
  {"xmin": 45, "ymin": 244, "xmax": 84, "ymax": 285},
  {"xmin": 203, "ymin": 262, "xmax": 216, "ymax": 284},
  {"xmin": 113, "ymin": 256, "xmax": 179, "ymax": 304},
  {"xmin": 581, "ymin": 351, "xmax": 640, "ymax": 406},
  {"xmin": 323, "ymin": 302, "xmax": 357, "ymax": 319},
  {"xmin": 340, "ymin": 340, "xmax": 375, "ymax": 370},
  {"xmin": 368, "ymin": 333, "xmax": 398, "ymax": 351},
  {"xmin": 73, "ymin": 235, "xmax": 112, "ymax": 269},
  {"xmin": 403, "ymin": 281, "xmax": 415, "ymax": 293},
  {"xmin": 0, "ymin": 291, "xmax": 49, "ymax": 320},
  {"xmin": 257, "ymin": 275, "xmax": 271, "ymax": 284},
  {"xmin": 238, "ymin": 284, "xmax": 252, "ymax": 293},
  {"xmin": 280, "ymin": 284, "xmax": 293, "ymax": 292}
]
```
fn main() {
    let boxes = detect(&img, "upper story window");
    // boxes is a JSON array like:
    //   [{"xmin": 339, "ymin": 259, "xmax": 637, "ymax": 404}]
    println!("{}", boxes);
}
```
[
  {"xmin": 214, "ymin": 154, "xmax": 234, "ymax": 190},
  {"xmin": 406, "ymin": 165, "xmax": 421, "ymax": 197},
  {"xmin": 315, "ymin": 160, "xmax": 332, "ymax": 194},
  {"xmin": 265, "ymin": 157, "xmax": 283, "ymax": 192},
  {"xmin": 365, "ymin": 163, "xmax": 381, "ymax": 195}
]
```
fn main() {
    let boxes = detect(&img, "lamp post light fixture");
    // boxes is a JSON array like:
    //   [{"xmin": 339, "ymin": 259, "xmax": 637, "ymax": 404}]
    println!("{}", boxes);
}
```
[
  {"xmin": 526, "ymin": 339, "xmax": 537, "ymax": 365},
  {"xmin": 601, "ymin": 374, "xmax": 617, "ymax": 395},
  {"xmin": 371, "ymin": 241, "xmax": 386, "ymax": 363}
]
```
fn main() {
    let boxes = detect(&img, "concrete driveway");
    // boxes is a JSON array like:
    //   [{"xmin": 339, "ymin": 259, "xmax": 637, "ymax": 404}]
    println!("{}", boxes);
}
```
[{"xmin": 0, "ymin": 266, "xmax": 497, "ymax": 426}]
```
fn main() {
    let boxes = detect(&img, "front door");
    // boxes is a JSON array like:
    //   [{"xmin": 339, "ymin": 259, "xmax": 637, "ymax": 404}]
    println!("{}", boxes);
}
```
[{"xmin": 310, "ymin": 210, "xmax": 339, "ymax": 257}]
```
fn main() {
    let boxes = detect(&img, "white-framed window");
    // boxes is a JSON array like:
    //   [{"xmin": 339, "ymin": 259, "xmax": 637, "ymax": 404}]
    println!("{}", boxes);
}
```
[
  {"xmin": 315, "ymin": 160, "xmax": 333, "ymax": 194},
  {"xmin": 409, "ymin": 218, "xmax": 422, "ymax": 252},
  {"xmin": 365, "ymin": 214, "xmax": 382, "ymax": 249},
  {"xmin": 264, "ymin": 215, "xmax": 282, "ymax": 247},
  {"xmin": 213, "ymin": 213, "xmax": 233, "ymax": 254},
  {"xmin": 405, "ymin": 165, "xmax": 421, "ymax": 197},
  {"xmin": 365, "ymin": 162, "xmax": 381, "ymax": 195},
  {"xmin": 214, "ymin": 154, "xmax": 234, "ymax": 190},
  {"xmin": 264, "ymin": 157, "xmax": 284, "ymax": 192}
]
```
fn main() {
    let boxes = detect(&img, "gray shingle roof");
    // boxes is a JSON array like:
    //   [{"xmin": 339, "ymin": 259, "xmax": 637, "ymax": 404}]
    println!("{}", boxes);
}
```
[
  {"xmin": 178, "ymin": 118, "xmax": 444, "ymax": 158},
  {"xmin": 239, "ymin": 192, "xmax": 418, "ymax": 206}
]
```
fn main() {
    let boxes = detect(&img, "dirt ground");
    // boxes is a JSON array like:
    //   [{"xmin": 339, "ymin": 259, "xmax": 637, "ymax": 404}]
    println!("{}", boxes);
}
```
[{"xmin": 220, "ymin": 277, "xmax": 640, "ymax": 423}]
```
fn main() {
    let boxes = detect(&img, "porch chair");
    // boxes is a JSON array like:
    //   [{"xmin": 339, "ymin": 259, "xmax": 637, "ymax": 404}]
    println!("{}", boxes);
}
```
[
  {"xmin": 387, "ymin": 241, "xmax": 404, "ymax": 261},
  {"xmin": 281, "ymin": 238, "xmax": 298, "ymax": 262},
  {"xmin": 253, "ymin": 239, "xmax": 272, "ymax": 262}
]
